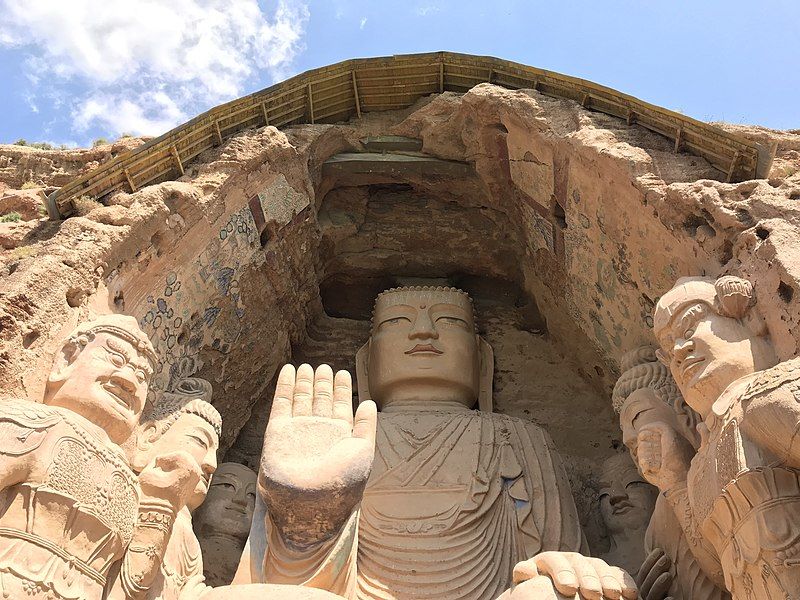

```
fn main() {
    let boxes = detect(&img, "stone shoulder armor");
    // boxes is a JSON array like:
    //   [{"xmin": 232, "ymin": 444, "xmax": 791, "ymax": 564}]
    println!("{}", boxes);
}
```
[
  {"xmin": 740, "ymin": 356, "xmax": 800, "ymax": 403},
  {"xmin": 0, "ymin": 398, "xmax": 64, "ymax": 456}
]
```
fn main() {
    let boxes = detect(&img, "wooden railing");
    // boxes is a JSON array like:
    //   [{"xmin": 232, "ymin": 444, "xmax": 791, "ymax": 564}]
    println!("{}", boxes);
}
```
[{"xmin": 46, "ymin": 51, "xmax": 772, "ymax": 219}]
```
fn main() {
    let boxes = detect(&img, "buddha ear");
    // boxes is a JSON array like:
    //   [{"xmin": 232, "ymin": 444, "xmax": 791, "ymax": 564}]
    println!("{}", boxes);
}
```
[
  {"xmin": 355, "ymin": 340, "xmax": 372, "ymax": 404},
  {"xmin": 477, "ymin": 335, "xmax": 494, "ymax": 413},
  {"xmin": 131, "ymin": 422, "xmax": 158, "ymax": 472}
]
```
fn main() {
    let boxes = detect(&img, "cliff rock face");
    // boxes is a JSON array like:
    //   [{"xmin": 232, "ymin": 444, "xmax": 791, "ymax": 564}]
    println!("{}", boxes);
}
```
[{"xmin": 2, "ymin": 84, "xmax": 799, "ymax": 551}]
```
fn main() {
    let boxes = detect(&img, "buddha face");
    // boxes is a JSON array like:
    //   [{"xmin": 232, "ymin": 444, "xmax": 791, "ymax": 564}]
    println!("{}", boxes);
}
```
[
  {"xmin": 620, "ymin": 388, "xmax": 682, "ymax": 464},
  {"xmin": 598, "ymin": 454, "xmax": 657, "ymax": 535},
  {"xmin": 657, "ymin": 302, "xmax": 763, "ymax": 418},
  {"xmin": 46, "ymin": 331, "xmax": 152, "ymax": 445},
  {"xmin": 367, "ymin": 289, "xmax": 480, "ymax": 409},
  {"xmin": 138, "ymin": 412, "xmax": 219, "ymax": 510},
  {"xmin": 193, "ymin": 462, "xmax": 257, "ymax": 542}
]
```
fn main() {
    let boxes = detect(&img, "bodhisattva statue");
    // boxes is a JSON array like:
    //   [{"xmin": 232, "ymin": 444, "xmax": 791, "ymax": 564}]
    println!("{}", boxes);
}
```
[
  {"xmin": 106, "ymin": 377, "xmax": 222, "ymax": 600},
  {"xmin": 193, "ymin": 462, "xmax": 257, "ymax": 587},
  {"xmin": 0, "ymin": 315, "xmax": 199, "ymax": 600},
  {"xmin": 597, "ymin": 454, "xmax": 658, "ymax": 575},
  {"xmin": 240, "ymin": 286, "xmax": 637, "ymax": 600},
  {"xmin": 646, "ymin": 275, "xmax": 800, "ymax": 599},
  {"xmin": 612, "ymin": 346, "xmax": 729, "ymax": 600}
]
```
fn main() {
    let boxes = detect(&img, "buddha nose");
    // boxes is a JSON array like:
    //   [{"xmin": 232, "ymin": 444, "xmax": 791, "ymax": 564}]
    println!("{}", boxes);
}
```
[{"xmin": 409, "ymin": 311, "xmax": 439, "ymax": 340}]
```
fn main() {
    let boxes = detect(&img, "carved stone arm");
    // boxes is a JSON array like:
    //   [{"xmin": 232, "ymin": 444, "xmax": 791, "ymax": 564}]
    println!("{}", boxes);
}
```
[{"xmin": 662, "ymin": 485, "xmax": 726, "ymax": 590}]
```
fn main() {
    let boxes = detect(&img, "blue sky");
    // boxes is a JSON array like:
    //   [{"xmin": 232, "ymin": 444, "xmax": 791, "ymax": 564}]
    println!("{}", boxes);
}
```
[{"xmin": 0, "ymin": 0, "xmax": 797, "ymax": 147}]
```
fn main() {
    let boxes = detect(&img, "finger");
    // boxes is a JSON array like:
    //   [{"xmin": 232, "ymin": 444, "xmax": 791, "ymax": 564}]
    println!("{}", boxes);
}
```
[
  {"xmin": 512, "ymin": 558, "xmax": 540, "ymax": 584},
  {"xmin": 533, "ymin": 552, "xmax": 579, "ymax": 597},
  {"xmin": 607, "ymin": 566, "xmax": 638, "ymax": 600},
  {"xmin": 292, "ymin": 363, "xmax": 314, "ymax": 416},
  {"xmin": 564, "ymin": 554, "xmax": 602, "ymax": 600},
  {"xmin": 636, "ymin": 548, "xmax": 664, "ymax": 584},
  {"xmin": 312, "ymin": 364, "xmax": 334, "ymax": 417},
  {"xmin": 332, "ymin": 370, "xmax": 354, "ymax": 424},
  {"xmin": 587, "ymin": 558, "xmax": 620, "ymax": 600},
  {"xmin": 352, "ymin": 400, "xmax": 377, "ymax": 443},
  {"xmin": 647, "ymin": 572, "xmax": 673, "ymax": 600},
  {"xmin": 640, "ymin": 554, "xmax": 669, "ymax": 598},
  {"xmin": 510, "ymin": 577, "xmax": 561, "ymax": 600},
  {"xmin": 270, "ymin": 364, "xmax": 295, "ymax": 420}
]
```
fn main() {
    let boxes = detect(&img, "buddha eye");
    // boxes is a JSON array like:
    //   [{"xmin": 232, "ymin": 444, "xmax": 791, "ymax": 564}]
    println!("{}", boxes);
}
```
[
  {"xmin": 381, "ymin": 317, "xmax": 410, "ymax": 327},
  {"xmin": 436, "ymin": 316, "xmax": 468, "ymax": 328},
  {"xmin": 189, "ymin": 435, "xmax": 208, "ymax": 449},
  {"xmin": 108, "ymin": 352, "xmax": 126, "ymax": 368},
  {"xmin": 213, "ymin": 481, "xmax": 235, "ymax": 490}
]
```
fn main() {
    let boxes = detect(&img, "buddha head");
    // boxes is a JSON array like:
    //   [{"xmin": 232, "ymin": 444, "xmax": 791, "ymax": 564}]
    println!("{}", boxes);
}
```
[
  {"xmin": 356, "ymin": 287, "xmax": 493, "ymax": 412},
  {"xmin": 193, "ymin": 462, "xmax": 257, "ymax": 545},
  {"xmin": 598, "ymin": 453, "xmax": 658, "ymax": 537},
  {"xmin": 44, "ymin": 314, "xmax": 157, "ymax": 445},
  {"xmin": 612, "ymin": 345, "xmax": 701, "ymax": 458},
  {"xmin": 133, "ymin": 377, "xmax": 221, "ymax": 511},
  {"xmin": 653, "ymin": 276, "xmax": 777, "ymax": 418}
]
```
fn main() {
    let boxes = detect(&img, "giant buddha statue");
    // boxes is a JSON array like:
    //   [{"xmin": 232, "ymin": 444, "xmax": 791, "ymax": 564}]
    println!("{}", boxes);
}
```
[{"xmin": 238, "ymin": 287, "xmax": 637, "ymax": 600}]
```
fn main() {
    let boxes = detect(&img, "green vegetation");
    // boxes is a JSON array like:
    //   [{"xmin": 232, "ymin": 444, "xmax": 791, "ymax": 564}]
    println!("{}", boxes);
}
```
[
  {"xmin": 0, "ymin": 212, "xmax": 22, "ymax": 223},
  {"xmin": 21, "ymin": 181, "xmax": 40, "ymax": 189},
  {"xmin": 92, "ymin": 138, "xmax": 109, "ymax": 147}
]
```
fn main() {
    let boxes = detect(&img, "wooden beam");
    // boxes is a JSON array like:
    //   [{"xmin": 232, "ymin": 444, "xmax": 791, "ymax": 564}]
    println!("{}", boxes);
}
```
[
  {"xmin": 170, "ymin": 145, "xmax": 184, "ymax": 175},
  {"xmin": 727, "ymin": 151, "xmax": 741, "ymax": 183},
  {"xmin": 439, "ymin": 62, "xmax": 444, "ymax": 92},
  {"xmin": 352, "ymin": 71, "xmax": 362, "ymax": 118},
  {"xmin": 214, "ymin": 120, "xmax": 223, "ymax": 145},
  {"xmin": 261, "ymin": 102, "xmax": 269, "ymax": 126},
  {"xmin": 627, "ymin": 110, "xmax": 636, "ymax": 126},
  {"xmin": 488, "ymin": 68, "xmax": 494, "ymax": 84},
  {"xmin": 307, "ymin": 83, "xmax": 315, "ymax": 124},
  {"xmin": 123, "ymin": 168, "xmax": 136, "ymax": 192},
  {"xmin": 674, "ymin": 127, "xmax": 683, "ymax": 153},
  {"xmin": 581, "ymin": 93, "xmax": 591, "ymax": 108}
]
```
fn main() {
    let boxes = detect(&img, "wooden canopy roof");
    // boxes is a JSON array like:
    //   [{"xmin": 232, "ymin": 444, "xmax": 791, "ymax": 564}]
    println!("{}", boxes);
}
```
[{"xmin": 46, "ymin": 51, "xmax": 772, "ymax": 219}]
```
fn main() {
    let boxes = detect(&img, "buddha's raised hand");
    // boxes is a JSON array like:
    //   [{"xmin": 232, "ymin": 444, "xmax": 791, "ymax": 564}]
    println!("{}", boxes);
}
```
[{"xmin": 259, "ymin": 363, "xmax": 377, "ymax": 547}]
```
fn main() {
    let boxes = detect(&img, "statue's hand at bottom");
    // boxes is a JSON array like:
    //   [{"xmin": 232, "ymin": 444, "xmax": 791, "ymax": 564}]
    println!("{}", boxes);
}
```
[
  {"xmin": 509, "ymin": 552, "xmax": 638, "ymax": 600},
  {"xmin": 635, "ymin": 548, "xmax": 674, "ymax": 600}
]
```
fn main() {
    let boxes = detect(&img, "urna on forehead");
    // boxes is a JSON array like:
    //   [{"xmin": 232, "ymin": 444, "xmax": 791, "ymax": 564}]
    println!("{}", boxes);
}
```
[{"xmin": 373, "ymin": 286, "xmax": 474, "ymax": 315}]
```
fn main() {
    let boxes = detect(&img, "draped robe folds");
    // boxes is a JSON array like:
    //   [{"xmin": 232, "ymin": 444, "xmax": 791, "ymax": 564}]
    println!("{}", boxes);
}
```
[{"xmin": 258, "ymin": 410, "xmax": 586, "ymax": 600}]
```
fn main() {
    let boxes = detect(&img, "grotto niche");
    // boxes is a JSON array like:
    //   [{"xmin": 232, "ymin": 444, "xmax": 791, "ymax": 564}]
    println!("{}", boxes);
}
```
[{"xmin": 2, "ymin": 54, "xmax": 800, "ymax": 600}]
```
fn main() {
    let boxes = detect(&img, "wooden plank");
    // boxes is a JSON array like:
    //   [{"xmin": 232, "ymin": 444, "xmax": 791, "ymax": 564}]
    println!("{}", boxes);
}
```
[
  {"xmin": 307, "ymin": 83, "xmax": 315, "ymax": 124},
  {"xmin": 352, "ymin": 71, "xmax": 362, "ymax": 118},
  {"xmin": 675, "ymin": 127, "xmax": 683, "ymax": 153},
  {"xmin": 170, "ymin": 145, "xmax": 184, "ymax": 175},
  {"xmin": 123, "ymin": 168, "xmax": 136, "ymax": 192},
  {"xmin": 727, "ymin": 151, "xmax": 741, "ymax": 182},
  {"xmin": 439, "ymin": 62, "xmax": 444, "ymax": 93},
  {"xmin": 261, "ymin": 102, "xmax": 269, "ymax": 126},
  {"xmin": 214, "ymin": 121, "xmax": 223, "ymax": 145}
]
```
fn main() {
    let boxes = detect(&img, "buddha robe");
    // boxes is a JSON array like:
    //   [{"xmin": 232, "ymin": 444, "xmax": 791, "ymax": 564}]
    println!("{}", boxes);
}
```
[{"xmin": 257, "ymin": 410, "xmax": 586, "ymax": 600}]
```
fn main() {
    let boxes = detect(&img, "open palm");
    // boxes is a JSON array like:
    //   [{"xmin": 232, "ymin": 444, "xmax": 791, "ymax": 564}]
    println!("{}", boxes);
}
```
[{"xmin": 259, "ymin": 363, "xmax": 377, "ymax": 546}]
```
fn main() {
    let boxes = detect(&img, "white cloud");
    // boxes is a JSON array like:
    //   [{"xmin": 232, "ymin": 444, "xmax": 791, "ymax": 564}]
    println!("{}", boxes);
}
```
[
  {"xmin": 416, "ymin": 4, "xmax": 441, "ymax": 16},
  {"xmin": 359, "ymin": 17, "xmax": 367, "ymax": 29},
  {"xmin": 0, "ymin": 0, "xmax": 309, "ymax": 137}
]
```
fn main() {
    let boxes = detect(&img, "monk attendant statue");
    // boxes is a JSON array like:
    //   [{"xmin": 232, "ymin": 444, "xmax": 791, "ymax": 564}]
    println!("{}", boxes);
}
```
[{"xmin": 239, "ymin": 287, "xmax": 637, "ymax": 600}]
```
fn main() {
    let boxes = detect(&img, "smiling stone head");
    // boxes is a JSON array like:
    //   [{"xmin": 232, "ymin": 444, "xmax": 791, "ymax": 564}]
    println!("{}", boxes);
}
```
[
  {"xmin": 43, "ymin": 314, "xmax": 157, "ymax": 445},
  {"xmin": 357, "ymin": 286, "xmax": 493, "ymax": 412}
]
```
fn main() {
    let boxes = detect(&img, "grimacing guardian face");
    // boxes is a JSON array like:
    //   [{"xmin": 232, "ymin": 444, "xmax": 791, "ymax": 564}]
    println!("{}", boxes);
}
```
[
  {"xmin": 366, "ymin": 288, "xmax": 480, "ymax": 410},
  {"xmin": 193, "ymin": 462, "xmax": 257, "ymax": 541},
  {"xmin": 45, "ymin": 316, "xmax": 155, "ymax": 445}
]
